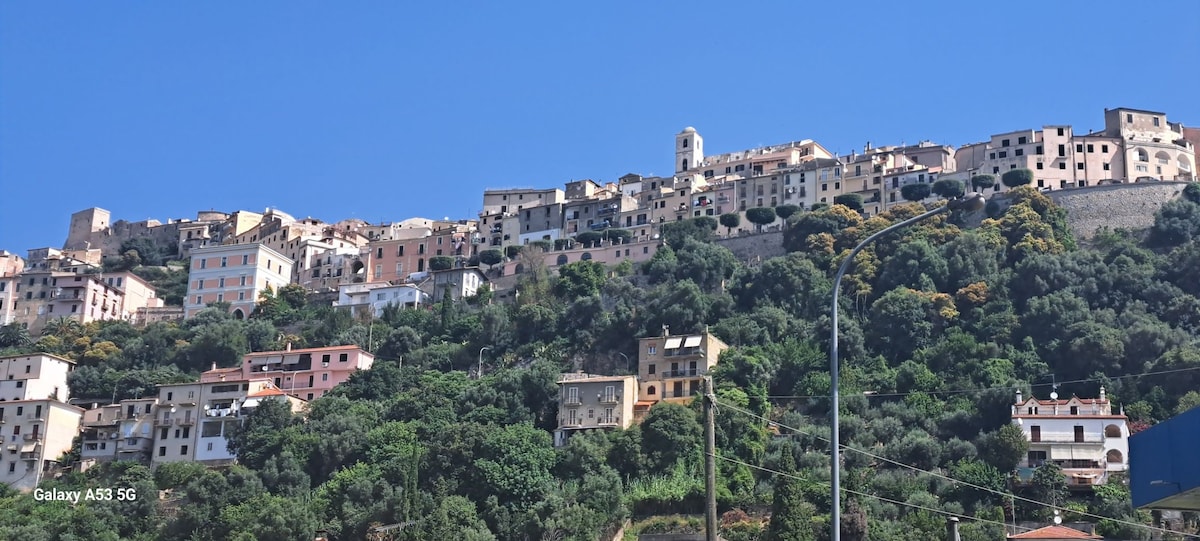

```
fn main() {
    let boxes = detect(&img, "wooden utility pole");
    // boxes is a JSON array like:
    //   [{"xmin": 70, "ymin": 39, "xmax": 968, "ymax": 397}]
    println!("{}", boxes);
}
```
[{"xmin": 703, "ymin": 376, "xmax": 718, "ymax": 541}]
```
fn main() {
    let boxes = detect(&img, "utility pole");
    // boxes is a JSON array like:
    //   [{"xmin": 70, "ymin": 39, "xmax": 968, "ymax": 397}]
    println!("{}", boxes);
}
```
[{"xmin": 703, "ymin": 376, "xmax": 718, "ymax": 541}]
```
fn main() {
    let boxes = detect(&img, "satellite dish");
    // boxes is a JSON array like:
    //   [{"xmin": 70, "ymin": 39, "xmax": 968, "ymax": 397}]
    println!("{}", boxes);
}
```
[
  {"xmin": 1050, "ymin": 391, "xmax": 1059, "ymax": 400},
  {"xmin": 1053, "ymin": 510, "xmax": 1062, "ymax": 525},
  {"xmin": 1017, "ymin": 418, "xmax": 1023, "ymax": 425}
]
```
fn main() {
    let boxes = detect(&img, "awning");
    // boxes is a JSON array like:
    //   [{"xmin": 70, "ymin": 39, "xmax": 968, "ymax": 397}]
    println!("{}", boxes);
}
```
[
  {"xmin": 20, "ymin": 443, "xmax": 37, "ymax": 453},
  {"xmin": 683, "ymin": 336, "xmax": 702, "ymax": 348},
  {"xmin": 241, "ymin": 398, "xmax": 261, "ymax": 408},
  {"xmin": 664, "ymin": 337, "xmax": 682, "ymax": 349},
  {"xmin": 1049, "ymin": 445, "xmax": 1102, "ymax": 461},
  {"xmin": 634, "ymin": 400, "xmax": 656, "ymax": 408}
]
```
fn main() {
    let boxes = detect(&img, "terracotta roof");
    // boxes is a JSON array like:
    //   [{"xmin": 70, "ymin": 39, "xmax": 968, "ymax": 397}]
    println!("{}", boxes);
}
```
[
  {"xmin": 634, "ymin": 400, "xmax": 656, "ymax": 407},
  {"xmin": 1008, "ymin": 525, "xmax": 1101, "ymax": 539},
  {"xmin": 246, "ymin": 388, "xmax": 287, "ymax": 398}
]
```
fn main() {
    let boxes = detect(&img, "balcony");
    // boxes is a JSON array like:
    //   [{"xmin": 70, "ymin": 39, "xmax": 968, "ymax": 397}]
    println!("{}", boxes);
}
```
[
  {"xmin": 597, "ymin": 416, "xmax": 621, "ymax": 427},
  {"xmin": 154, "ymin": 418, "xmax": 172, "ymax": 427},
  {"xmin": 560, "ymin": 418, "xmax": 583, "ymax": 428},
  {"xmin": 23, "ymin": 434, "xmax": 42, "ymax": 442},
  {"xmin": 176, "ymin": 418, "xmax": 195, "ymax": 426},
  {"xmin": 563, "ymin": 397, "xmax": 582, "ymax": 407},
  {"xmin": 1029, "ymin": 436, "xmax": 1104, "ymax": 444},
  {"xmin": 661, "ymin": 368, "xmax": 708, "ymax": 379},
  {"xmin": 26, "ymin": 412, "xmax": 45, "ymax": 422},
  {"xmin": 599, "ymin": 395, "xmax": 620, "ymax": 405}
]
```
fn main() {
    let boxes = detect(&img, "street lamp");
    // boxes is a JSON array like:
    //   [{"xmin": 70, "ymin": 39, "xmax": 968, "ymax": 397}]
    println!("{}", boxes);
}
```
[
  {"xmin": 828, "ymin": 193, "xmax": 985, "ymax": 541},
  {"xmin": 478, "ymin": 346, "xmax": 492, "ymax": 380}
]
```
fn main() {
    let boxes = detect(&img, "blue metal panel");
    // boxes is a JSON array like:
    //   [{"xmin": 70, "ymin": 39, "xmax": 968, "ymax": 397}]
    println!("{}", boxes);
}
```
[{"xmin": 1130, "ymin": 406, "xmax": 1200, "ymax": 510}]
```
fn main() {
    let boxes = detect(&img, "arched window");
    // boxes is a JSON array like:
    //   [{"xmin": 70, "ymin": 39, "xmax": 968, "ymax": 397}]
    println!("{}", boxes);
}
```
[
  {"xmin": 682, "ymin": 138, "xmax": 689, "ymax": 148},
  {"xmin": 515, "ymin": 263, "xmax": 525, "ymax": 274},
  {"xmin": 681, "ymin": 159, "xmax": 689, "ymax": 170},
  {"xmin": 1155, "ymin": 151, "xmax": 1171, "ymax": 165},
  {"xmin": 581, "ymin": 252, "xmax": 592, "ymax": 261},
  {"xmin": 556, "ymin": 254, "xmax": 568, "ymax": 265},
  {"xmin": 1105, "ymin": 424, "xmax": 1121, "ymax": 438},
  {"xmin": 1179, "ymin": 155, "xmax": 1193, "ymax": 173},
  {"xmin": 647, "ymin": 385, "xmax": 656, "ymax": 396},
  {"xmin": 1106, "ymin": 449, "xmax": 1124, "ymax": 464},
  {"xmin": 1136, "ymin": 148, "xmax": 1149, "ymax": 162},
  {"xmin": 232, "ymin": 309, "xmax": 244, "ymax": 320}
]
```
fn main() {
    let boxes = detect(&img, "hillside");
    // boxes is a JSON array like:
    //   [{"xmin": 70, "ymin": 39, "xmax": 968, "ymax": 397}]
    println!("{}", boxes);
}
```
[{"xmin": 2, "ymin": 186, "xmax": 1200, "ymax": 540}]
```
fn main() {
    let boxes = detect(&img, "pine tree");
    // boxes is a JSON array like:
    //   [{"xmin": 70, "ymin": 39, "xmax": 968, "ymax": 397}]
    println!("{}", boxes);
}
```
[{"xmin": 767, "ymin": 444, "xmax": 815, "ymax": 541}]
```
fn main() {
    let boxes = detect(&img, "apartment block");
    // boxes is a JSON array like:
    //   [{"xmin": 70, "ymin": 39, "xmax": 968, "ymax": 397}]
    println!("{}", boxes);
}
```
[
  {"xmin": 500, "ymin": 235, "xmax": 662, "ymax": 276},
  {"xmin": 78, "ymin": 398, "xmax": 158, "ymax": 467},
  {"xmin": 1011, "ymin": 388, "xmax": 1129, "ymax": 489},
  {"xmin": 553, "ymin": 373, "xmax": 637, "ymax": 447},
  {"xmin": 0, "ymin": 354, "xmax": 80, "ymax": 492},
  {"xmin": 480, "ymin": 188, "xmax": 565, "ymax": 216},
  {"xmin": 365, "ymin": 221, "xmax": 480, "ymax": 284},
  {"xmin": 675, "ymin": 126, "xmax": 834, "ymax": 178},
  {"xmin": 636, "ymin": 331, "xmax": 728, "ymax": 407},
  {"xmin": 150, "ymin": 378, "xmax": 304, "ymax": 468},
  {"xmin": 210, "ymin": 345, "xmax": 375, "ymax": 402},
  {"xmin": 1102, "ymin": 107, "xmax": 1194, "ymax": 182},
  {"xmin": 184, "ymin": 243, "xmax": 293, "ymax": 318},
  {"xmin": 333, "ymin": 282, "xmax": 429, "ymax": 318}
]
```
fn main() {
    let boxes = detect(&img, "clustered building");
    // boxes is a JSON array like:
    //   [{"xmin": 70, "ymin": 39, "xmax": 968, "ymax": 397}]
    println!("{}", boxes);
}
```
[{"xmin": 1, "ymin": 345, "xmax": 373, "ymax": 491}]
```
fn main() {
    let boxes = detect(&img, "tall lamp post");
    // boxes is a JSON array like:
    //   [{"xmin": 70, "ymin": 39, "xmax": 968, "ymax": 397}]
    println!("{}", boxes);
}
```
[
  {"xmin": 828, "ymin": 193, "xmax": 985, "ymax": 541},
  {"xmin": 478, "ymin": 346, "xmax": 492, "ymax": 380}
]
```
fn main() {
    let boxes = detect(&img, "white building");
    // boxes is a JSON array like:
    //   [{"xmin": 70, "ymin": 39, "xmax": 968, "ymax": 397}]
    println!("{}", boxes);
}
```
[
  {"xmin": 333, "ymin": 282, "xmax": 428, "ymax": 317},
  {"xmin": 1011, "ymin": 387, "xmax": 1130, "ymax": 488},
  {"xmin": 0, "ymin": 354, "xmax": 81, "ymax": 492}
]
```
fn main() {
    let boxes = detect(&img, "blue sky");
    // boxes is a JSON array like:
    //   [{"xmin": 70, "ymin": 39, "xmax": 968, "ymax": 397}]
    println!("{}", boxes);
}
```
[{"xmin": 2, "ymin": 1, "xmax": 1198, "ymax": 252}]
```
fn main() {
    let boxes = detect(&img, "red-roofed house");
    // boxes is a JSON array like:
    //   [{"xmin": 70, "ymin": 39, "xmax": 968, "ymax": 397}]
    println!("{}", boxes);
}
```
[{"xmin": 1007, "ymin": 524, "xmax": 1102, "ymax": 539}]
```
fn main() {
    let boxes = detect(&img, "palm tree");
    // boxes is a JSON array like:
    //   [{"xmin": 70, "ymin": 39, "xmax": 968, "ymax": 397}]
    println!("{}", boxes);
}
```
[
  {"xmin": 42, "ymin": 317, "xmax": 84, "ymax": 340},
  {"xmin": 0, "ymin": 324, "xmax": 32, "ymax": 348}
]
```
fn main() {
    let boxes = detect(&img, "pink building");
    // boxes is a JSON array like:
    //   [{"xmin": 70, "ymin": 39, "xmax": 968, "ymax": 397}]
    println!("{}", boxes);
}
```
[
  {"xmin": 200, "ymin": 345, "xmax": 374, "ymax": 402},
  {"xmin": 184, "ymin": 243, "xmax": 293, "ymax": 319}
]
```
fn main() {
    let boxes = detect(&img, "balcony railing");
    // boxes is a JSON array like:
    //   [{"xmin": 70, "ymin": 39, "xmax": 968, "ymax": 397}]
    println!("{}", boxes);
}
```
[
  {"xmin": 598, "ymin": 417, "xmax": 621, "ymax": 426},
  {"xmin": 23, "ymin": 434, "xmax": 42, "ymax": 442},
  {"xmin": 599, "ymin": 396, "xmax": 619, "ymax": 405},
  {"xmin": 563, "ymin": 397, "xmax": 582, "ymax": 407},
  {"xmin": 661, "ymin": 368, "xmax": 707, "ymax": 378},
  {"xmin": 154, "ymin": 418, "xmax": 172, "ymax": 427},
  {"xmin": 176, "ymin": 418, "xmax": 195, "ymax": 426},
  {"xmin": 1029, "ymin": 436, "xmax": 1104, "ymax": 444}
]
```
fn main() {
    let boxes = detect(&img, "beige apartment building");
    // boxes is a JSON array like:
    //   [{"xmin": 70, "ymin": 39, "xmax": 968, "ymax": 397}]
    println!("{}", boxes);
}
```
[
  {"xmin": 675, "ymin": 127, "xmax": 834, "ymax": 178},
  {"xmin": 78, "ymin": 398, "xmax": 158, "ymax": 467},
  {"xmin": 184, "ymin": 243, "xmax": 293, "ymax": 318},
  {"xmin": 553, "ymin": 373, "xmax": 638, "ymax": 447},
  {"xmin": 0, "ymin": 353, "xmax": 81, "ymax": 492},
  {"xmin": 500, "ymin": 235, "xmax": 663, "ymax": 276},
  {"xmin": 150, "ymin": 378, "xmax": 304, "ymax": 468},
  {"xmin": 1103, "ymin": 107, "xmax": 1194, "ymax": 182},
  {"xmin": 636, "ymin": 331, "xmax": 728, "ymax": 406}
]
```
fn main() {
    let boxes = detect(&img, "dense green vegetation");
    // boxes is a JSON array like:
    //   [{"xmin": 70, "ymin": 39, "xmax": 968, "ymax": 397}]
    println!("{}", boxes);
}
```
[{"xmin": 2, "ymin": 185, "xmax": 1200, "ymax": 540}]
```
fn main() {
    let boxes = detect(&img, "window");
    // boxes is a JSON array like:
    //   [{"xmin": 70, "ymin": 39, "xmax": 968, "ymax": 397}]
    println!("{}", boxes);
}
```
[
  {"xmin": 199, "ymin": 259, "xmax": 206, "ymax": 269},
  {"xmin": 648, "ymin": 345, "xmax": 656, "ymax": 355},
  {"xmin": 1153, "ymin": 117, "xmax": 1160, "ymax": 127},
  {"xmin": 1036, "ymin": 162, "xmax": 1043, "ymax": 170},
  {"xmin": 242, "ymin": 255, "xmax": 249, "ymax": 265},
  {"xmin": 1057, "ymin": 144, "xmax": 1066, "ymax": 157},
  {"xmin": 1087, "ymin": 144, "xmax": 1094, "ymax": 153},
  {"xmin": 1074, "ymin": 426, "xmax": 1085, "ymax": 442},
  {"xmin": 1101, "ymin": 144, "xmax": 1108, "ymax": 153},
  {"xmin": 339, "ymin": 353, "xmax": 348, "ymax": 362},
  {"xmin": 158, "ymin": 447, "xmax": 166, "ymax": 457},
  {"xmin": 1077, "ymin": 163, "xmax": 1084, "ymax": 170},
  {"xmin": 647, "ymin": 363, "xmax": 656, "ymax": 375},
  {"xmin": 1015, "ymin": 148, "xmax": 1023, "ymax": 156},
  {"xmin": 322, "ymin": 373, "xmax": 329, "ymax": 382},
  {"xmin": 1076, "ymin": 144, "xmax": 1084, "ymax": 153},
  {"xmin": 220, "ymin": 257, "xmax": 227, "ymax": 267},
  {"xmin": 1070, "ymin": 406, "xmax": 1079, "ymax": 415},
  {"xmin": 1001, "ymin": 139, "xmax": 1010, "ymax": 147},
  {"xmin": 1057, "ymin": 128, "xmax": 1065, "ymax": 136},
  {"xmin": 992, "ymin": 167, "xmax": 1000, "ymax": 174},
  {"xmin": 1103, "ymin": 162, "xmax": 1110, "ymax": 171},
  {"xmin": 1030, "ymin": 426, "xmax": 1041, "ymax": 442},
  {"xmin": 998, "ymin": 151, "xmax": 1007, "ymax": 158},
  {"xmin": 1126, "ymin": 113, "xmax": 1133, "ymax": 123},
  {"xmin": 989, "ymin": 152, "xmax": 996, "ymax": 160},
  {"xmin": 1059, "ymin": 163, "xmax": 1066, "ymax": 170},
  {"xmin": 1018, "ymin": 136, "xmax": 1027, "ymax": 145},
  {"xmin": 181, "ymin": 445, "xmax": 189, "ymax": 455},
  {"xmin": 1036, "ymin": 145, "xmax": 1043, "ymax": 155}
]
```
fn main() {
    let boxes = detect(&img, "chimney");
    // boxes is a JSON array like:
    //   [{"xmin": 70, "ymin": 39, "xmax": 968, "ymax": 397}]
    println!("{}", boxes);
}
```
[
  {"xmin": 1015, "ymin": 389, "xmax": 1022, "ymax": 405},
  {"xmin": 865, "ymin": 141, "xmax": 872, "ymax": 152},
  {"xmin": 662, "ymin": 324, "xmax": 670, "ymax": 337},
  {"xmin": 211, "ymin": 362, "xmax": 217, "ymax": 372},
  {"xmin": 285, "ymin": 342, "xmax": 292, "ymax": 351},
  {"xmin": 1099, "ymin": 386, "xmax": 1106, "ymax": 401},
  {"xmin": 945, "ymin": 517, "xmax": 961, "ymax": 541}
]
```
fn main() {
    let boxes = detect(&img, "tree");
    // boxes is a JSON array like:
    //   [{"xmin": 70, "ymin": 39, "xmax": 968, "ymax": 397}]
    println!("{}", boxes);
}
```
[
  {"xmin": 719, "ymin": 213, "xmax": 741, "ymax": 235},
  {"xmin": 1031, "ymin": 463, "xmax": 1068, "ymax": 508},
  {"xmin": 976, "ymin": 423, "xmax": 1028, "ymax": 472},
  {"xmin": 575, "ymin": 231, "xmax": 603, "ymax": 246},
  {"xmin": 1001, "ymin": 168, "xmax": 1034, "ymax": 188},
  {"xmin": 833, "ymin": 194, "xmax": 864, "ymax": 212},
  {"xmin": 605, "ymin": 228, "xmax": 633, "ymax": 243},
  {"xmin": 0, "ymin": 324, "xmax": 31, "ymax": 349},
  {"xmin": 226, "ymin": 398, "xmax": 298, "ymax": 471},
  {"xmin": 900, "ymin": 183, "xmax": 932, "ymax": 202},
  {"xmin": 774, "ymin": 205, "xmax": 801, "ymax": 222},
  {"xmin": 478, "ymin": 249, "xmax": 503, "ymax": 268},
  {"xmin": 766, "ymin": 445, "xmax": 816, "ymax": 541},
  {"xmin": 745, "ymin": 207, "xmax": 777, "ymax": 232},
  {"xmin": 429, "ymin": 256, "xmax": 454, "ymax": 271},
  {"xmin": 1184, "ymin": 182, "xmax": 1200, "ymax": 204},
  {"xmin": 641, "ymin": 402, "xmax": 703, "ymax": 471},
  {"xmin": 971, "ymin": 174, "xmax": 997, "ymax": 191},
  {"xmin": 554, "ymin": 261, "xmax": 607, "ymax": 298},
  {"xmin": 932, "ymin": 178, "xmax": 965, "ymax": 198},
  {"xmin": 504, "ymin": 245, "xmax": 522, "ymax": 259}
]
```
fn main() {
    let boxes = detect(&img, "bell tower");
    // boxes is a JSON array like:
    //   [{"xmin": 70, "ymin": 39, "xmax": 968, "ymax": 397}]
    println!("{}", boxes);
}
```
[{"xmin": 675, "ymin": 127, "xmax": 703, "ymax": 174}]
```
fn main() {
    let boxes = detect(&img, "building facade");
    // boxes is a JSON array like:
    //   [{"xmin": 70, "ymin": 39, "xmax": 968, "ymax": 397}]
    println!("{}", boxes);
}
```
[
  {"xmin": 553, "ymin": 373, "xmax": 638, "ymax": 447},
  {"xmin": 636, "ymin": 331, "xmax": 728, "ymax": 406},
  {"xmin": 1011, "ymin": 388, "xmax": 1129, "ymax": 488},
  {"xmin": 216, "ymin": 345, "xmax": 375, "ymax": 402},
  {"xmin": 0, "ymin": 354, "xmax": 80, "ymax": 492},
  {"xmin": 184, "ymin": 243, "xmax": 293, "ymax": 318}
]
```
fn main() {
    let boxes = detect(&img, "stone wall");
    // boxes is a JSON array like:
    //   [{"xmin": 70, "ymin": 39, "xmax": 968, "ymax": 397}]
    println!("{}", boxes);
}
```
[
  {"xmin": 714, "ymin": 230, "xmax": 786, "ymax": 264},
  {"xmin": 1048, "ymin": 181, "xmax": 1188, "ymax": 240}
]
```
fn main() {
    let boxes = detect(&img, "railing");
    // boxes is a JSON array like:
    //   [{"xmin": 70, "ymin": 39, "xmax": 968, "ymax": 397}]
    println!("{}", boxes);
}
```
[
  {"xmin": 563, "ymin": 397, "xmax": 582, "ymax": 406},
  {"xmin": 26, "ymin": 412, "xmax": 45, "ymax": 421},
  {"xmin": 1029, "ymin": 436, "xmax": 1104, "ymax": 443},
  {"xmin": 23, "ymin": 434, "xmax": 42, "ymax": 442},
  {"xmin": 599, "ymin": 396, "xmax": 619, "ymax": 405},
  {"xmin": 154, "ymin": 419, "xmax": 172, "ymax": 427},
  {"xmin": 661, "ymin": 368, "xmax": 707, "ymax": 378},
  {"xmin": 598, "ymin": 417, "xmax": 621, "ymax": 426},
  {"xmin": 176, "ymin": 418, "xmax": 195, "ymax": 426}
]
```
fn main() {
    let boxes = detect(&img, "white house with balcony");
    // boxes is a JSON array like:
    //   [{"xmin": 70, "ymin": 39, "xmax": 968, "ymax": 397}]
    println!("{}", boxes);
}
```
[
  {"xmin": 1011, "ymin": 387, "xmax": 1130, "ymax": 489},
  {"xmin": 553, "ymin": 373, "xmax": 637, "ymax": 447}
]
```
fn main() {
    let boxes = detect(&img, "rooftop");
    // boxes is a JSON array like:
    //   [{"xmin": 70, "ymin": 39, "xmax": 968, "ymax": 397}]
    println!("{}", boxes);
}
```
[{"xmin": 1007, "ymin": 525, "xmax": 1100, "ymax": 539}]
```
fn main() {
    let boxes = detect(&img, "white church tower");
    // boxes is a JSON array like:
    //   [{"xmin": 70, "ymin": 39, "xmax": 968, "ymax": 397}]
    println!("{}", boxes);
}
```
[{"xmin": 675, "ymin": 127, "xmax": 704, "ymax": 174}]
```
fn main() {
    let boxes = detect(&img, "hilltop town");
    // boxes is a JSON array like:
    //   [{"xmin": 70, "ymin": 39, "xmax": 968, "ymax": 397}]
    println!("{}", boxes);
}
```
[{"xmin": 1, "ymin": 106, "xmax": 1199, "ymax": 540}]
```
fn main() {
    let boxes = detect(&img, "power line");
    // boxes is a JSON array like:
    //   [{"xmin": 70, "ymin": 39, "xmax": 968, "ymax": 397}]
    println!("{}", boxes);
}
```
[
  {"xmin": 710, "ymin": 396, "xmax": 1199, "ymax": 539},
  {"xmin": 763, "ymin": 365, "xmax": 1200, "ymax": 400},
  {"xmin": 712, "ymin": 453, "xmax": 1023, "ymax": 534}
]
